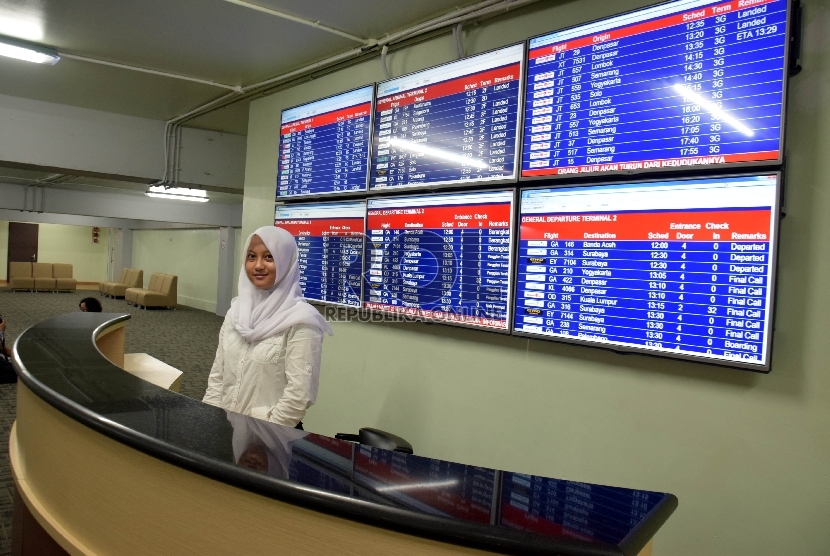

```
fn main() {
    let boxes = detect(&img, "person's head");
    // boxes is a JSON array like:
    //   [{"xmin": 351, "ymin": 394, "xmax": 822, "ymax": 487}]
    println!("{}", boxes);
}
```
[
  {"xmin": 79, "ymin": 297, "xmax": 102, "ymax": 312},
  {"xmin": 245, "ymin": 234, "xmax": 278, "ymax": 290}
]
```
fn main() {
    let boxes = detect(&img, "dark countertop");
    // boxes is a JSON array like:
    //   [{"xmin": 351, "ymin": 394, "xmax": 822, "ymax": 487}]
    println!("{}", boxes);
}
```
[{"xmin": 12, "ymin": 313, "xmax": 677, "ymax": 556}]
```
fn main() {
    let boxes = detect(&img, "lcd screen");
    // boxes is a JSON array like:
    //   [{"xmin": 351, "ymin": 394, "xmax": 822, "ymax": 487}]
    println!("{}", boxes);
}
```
[
  {"xmin": 277, "ymin": 85, "xmax": 373, "ymax": 197},
  {"xmin": 513, "ymin": 174, "xmax": 780, "ymax": 371},
  {"xmin": 275, "ymin": 201, "xmax": 365, "ymax": 307},
  {"xmin": 521, "ymin": 0, "xmax": 790, "ymax": 179},
  {"xmin": 370, "ymin": 44, "xmax": 524, "ymax": 191},
  {"xmin": 364, "ymin": 190, "xmax": 515, "ymax": 331}
]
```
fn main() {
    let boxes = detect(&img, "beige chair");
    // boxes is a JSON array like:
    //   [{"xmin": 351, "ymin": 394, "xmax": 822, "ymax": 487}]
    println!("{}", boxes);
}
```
[
  {"xmin": 100, "ymin": 268, "xmax": 127, "ymax": 294},
  {"xmin": 101, "ymin": 268, "xmax": 144, "ymax": 298},
  {"xmin": 8, "ymin": 262, "xmax": 34, "ymax": 291},
  {"xmin": 33, "ymin": 263, "xmax": 56, "ymax": 292},
  {"xmin": 125, "ymin": 272, "xmax": 177, "ymax": 309},
  {"xmin": 52, "ymin": 263, "xmax": 77, "ymax": 292}
]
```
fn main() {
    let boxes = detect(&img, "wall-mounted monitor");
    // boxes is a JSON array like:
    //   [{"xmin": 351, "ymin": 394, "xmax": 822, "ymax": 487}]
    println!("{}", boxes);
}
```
[
  {"xmin": 370, "ymin": 44, "xmax": 525, "ymax": 191},
  {"xmin": 275, "ymin": 201, "xmax": 366, "ymax": 307},
  {"xmin": 513, "ymin": 173, "xmax": 781, "ymax": 372},
  {"xmin": 521, "ymin": 0, "xmax": 791, "ymax": 180},
  {"xmin": 277, "ymin": 85, "xmax": 374, "ymax": 198},
  {"xmin": 364, "ymin": 190, "xmax": 515, "ymax": 331}
]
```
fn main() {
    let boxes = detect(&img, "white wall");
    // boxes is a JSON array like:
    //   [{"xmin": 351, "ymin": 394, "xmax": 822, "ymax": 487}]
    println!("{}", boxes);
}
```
[
  {"xmin": 241, "ymin": 0, "xmax": 830, "ymax": 554},
  {"xmin": 132, "ymin": 228, "xmax": 220, "ymax": 312},
  {"xmin": 0, "ymin": 92, "xmax": 246, "ymax": 189},
  {"xmin": 0, "ymin": 182, "xmax": 242, "ymax": 228},
  {"xmin": 37, "ymin": 223, "xmax": 109, "ymax": 282},
  {"xmin": 0, "ymin": 221, "xmax": 109, "ymax": 283}
]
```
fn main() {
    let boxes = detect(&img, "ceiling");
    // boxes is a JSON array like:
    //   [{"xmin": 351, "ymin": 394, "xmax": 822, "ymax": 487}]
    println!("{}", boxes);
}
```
[
  {"xmin": 0, "ymin": 0, "xmax": 482, "ymax": 136},
  {"xmin": 0, "ymin": 167, "xmax": 243, "ymax": 204}
]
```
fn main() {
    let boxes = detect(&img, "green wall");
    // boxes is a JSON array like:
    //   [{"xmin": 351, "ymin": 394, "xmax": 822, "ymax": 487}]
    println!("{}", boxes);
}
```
[
  {"xmin": 38, "ymin": 223, "xmax": 109, "ymax": 282},
  {"xmin": 242, "ymin": 1, "xmax": 830, "ymax": 554},
  {"xmin": 132, "ymin": 228, "xmax": 220, "ymax": 312},
  {"xmin": 0, "ymin": 221, "xmax": 8, "ymax": 281},
  {"xmin": 0, "ymin": 221, "xmax": 109, "ymax": 282}
]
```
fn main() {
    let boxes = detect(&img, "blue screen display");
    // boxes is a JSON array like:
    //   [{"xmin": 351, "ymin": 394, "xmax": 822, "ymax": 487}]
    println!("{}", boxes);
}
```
[
  {"xmin": 277, "ymin": 86, "xmax": 373, "ymax": 198},
  {"xmin": 370, "ymin": 45, "xmax": 524, "ymax": 191},
  {"xmin": 513, "ymin": 174, "xmax": 780, "ymax": 370},
  {"xmin": 522, "ymin": 0, "xmax": 789, "ymax": 179},
  {"xmin": 364, "ymin": 190, "xmax": 515, "ymax": 331},
  {"xmin": 275, "ymin": 202, "xmax": 365, "ymax": 307}
]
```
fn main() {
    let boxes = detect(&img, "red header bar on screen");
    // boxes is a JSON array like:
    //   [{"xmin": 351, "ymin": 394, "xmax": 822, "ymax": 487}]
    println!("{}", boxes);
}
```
[
  {"xmin": 520, "ymin": 208, "xmax": 772, "ymax": 241},
  {"xmin": 376, "ymin": 64, "xmax": 520, "ymax": 111},
  {"xmin": 280, "ymin": 102, "xmax": 371, "ymax": 135},
  {"xmin": 529, "ymin": 0, "xmax": 778, "ymax": 59},
  {"xmin": 521, "ymin": 151, "xmax": 780, "ymax": 177},
  {"xmin": 366, "ymin": 203, "xmax": 512, "ymax": 230},
  {"xmin": 275, "ymin": 217, "xmax": 365, "ymax": 237}
]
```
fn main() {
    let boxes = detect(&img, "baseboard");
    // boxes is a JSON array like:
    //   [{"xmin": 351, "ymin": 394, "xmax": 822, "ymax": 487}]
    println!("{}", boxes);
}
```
[{"xmin": 177, "ymin": 295, "xmax": 217, "ymax": 313}]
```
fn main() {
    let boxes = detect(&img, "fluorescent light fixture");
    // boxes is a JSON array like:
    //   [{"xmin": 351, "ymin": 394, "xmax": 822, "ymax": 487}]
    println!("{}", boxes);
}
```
[
  {"xmin": 672, "ymin": 83, "xmax": 754, "ymax": 137},
  {"xmin": 0, "ymin": 35, "xmax": 59, "ymax": 65},
  {"xmin": 146, "ymin": 186, "xmax": 209, "ymax": 202},
  {"xmin": 388, "ymin": 137, "xmax": 489, "ymax": 170}
]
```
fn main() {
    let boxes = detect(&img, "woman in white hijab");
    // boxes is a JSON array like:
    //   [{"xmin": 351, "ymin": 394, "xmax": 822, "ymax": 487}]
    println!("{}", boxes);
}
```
[{"xmin": 203, "ymin": 226, "xmax": 332, "ymax": 428}]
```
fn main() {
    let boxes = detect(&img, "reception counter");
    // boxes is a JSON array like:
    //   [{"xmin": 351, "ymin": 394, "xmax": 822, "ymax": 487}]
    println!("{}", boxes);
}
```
[{"xmin": 10, "ymin": 313, "xmax": 677, "ymax": 555}]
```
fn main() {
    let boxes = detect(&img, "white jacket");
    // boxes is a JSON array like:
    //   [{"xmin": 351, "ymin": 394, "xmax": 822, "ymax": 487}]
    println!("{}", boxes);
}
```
[{"xmin": 203, "ymin": 314, "xmax": 323, "ymax": 427}]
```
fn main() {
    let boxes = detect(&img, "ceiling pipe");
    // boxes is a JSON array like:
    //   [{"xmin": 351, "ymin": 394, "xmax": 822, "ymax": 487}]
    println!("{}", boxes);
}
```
[
  {"xmin": 222, "ymin": 0, "xmax": 371, "ymax": 44},
  {"xmin": 380, "ymin": 45, "xmax": 392, "ymax": 79},
  {"xmin": 155, "ymin": 0, "xmax": 542, "ymax": 185},
  {"xmin": 57, "ymin": 51, "xmax": 242, "ymax": 92},
  {"xmin": 453, "ymin": 23, "xmax": 465, "ymax": 59}
]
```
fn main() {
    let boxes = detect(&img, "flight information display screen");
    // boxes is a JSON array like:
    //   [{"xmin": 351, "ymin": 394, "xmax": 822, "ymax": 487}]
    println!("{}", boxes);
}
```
[
  {"xmin": 522, "ymin": 0, "xmax": 790, "ymax": 179},
  {"xmin": 370, "ymin": 44, "xmax": 524, "ymax": 191},
  {"xmin": 277, "ymin": 85, "xmax": 373, "ymax": 197},
  {"xmin": 364, "ymin": 190, "xmax": 515, "ymax": 331},
  {"xmin": 513, "ymin": 174, "xmax": 780, "ymax": 371},
  {"xmin": 275, "ymin": 201, "xmax": 365, "ymax": 307}
]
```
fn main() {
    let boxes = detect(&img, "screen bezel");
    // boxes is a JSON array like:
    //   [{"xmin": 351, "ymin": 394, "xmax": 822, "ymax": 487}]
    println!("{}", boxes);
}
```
[
  {"xmin": 274, "ymin": 199, "xmax": 367, "ymax": 309},
  {"xmin": 368, "ymin": 43, "xmax": 526, "ymax": 194},
  {"xmin": 510, "ymin": 171, "xmax": 783, "ymax": 372},
  {"xmin": 518, "ymin": 0, "xmax": 793, "ymax": 182},
  {"xmin": 275, "ymin": 84, "xmax": 376, "ymax": 200},
  {"xmin": 361, "ymin": 188, "xmax": 518, "ymax": 334}
]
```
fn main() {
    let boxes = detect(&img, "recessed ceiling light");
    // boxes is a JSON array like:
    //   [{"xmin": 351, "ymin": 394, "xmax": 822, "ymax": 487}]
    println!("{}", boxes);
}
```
[{"xmin": 0, "ymin": 35, "xmax": 59, "ymax": 65}]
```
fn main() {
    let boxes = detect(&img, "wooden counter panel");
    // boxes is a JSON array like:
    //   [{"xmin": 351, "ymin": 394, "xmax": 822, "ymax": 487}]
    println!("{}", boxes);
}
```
[{"xmin": 12, "ymin": 382, "xmax": 492, "ymax": 556}]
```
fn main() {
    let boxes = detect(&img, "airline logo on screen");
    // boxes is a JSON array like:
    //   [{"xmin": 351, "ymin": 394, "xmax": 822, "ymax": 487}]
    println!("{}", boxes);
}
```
[{"xmin": 521, "ymin": 0, "xmax": 787, "ymax": 178}]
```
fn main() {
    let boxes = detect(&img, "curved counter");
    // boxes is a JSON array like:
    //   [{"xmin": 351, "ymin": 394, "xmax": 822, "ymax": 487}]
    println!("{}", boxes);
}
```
[{"xmin": 10, "ymin": 313, "xmax": 677, "ymax": 555}]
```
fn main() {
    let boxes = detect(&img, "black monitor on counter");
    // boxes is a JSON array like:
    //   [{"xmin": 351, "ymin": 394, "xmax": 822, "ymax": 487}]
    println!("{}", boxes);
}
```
[{"xmin": 521, "ymin": 0, "xmax": 792, "ymax": 180}]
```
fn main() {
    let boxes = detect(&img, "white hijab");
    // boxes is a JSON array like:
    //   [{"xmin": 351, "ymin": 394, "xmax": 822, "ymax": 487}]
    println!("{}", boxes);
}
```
[{"xmin": 230, "ymin": 226, "xmax": 332, "ymax": 342}]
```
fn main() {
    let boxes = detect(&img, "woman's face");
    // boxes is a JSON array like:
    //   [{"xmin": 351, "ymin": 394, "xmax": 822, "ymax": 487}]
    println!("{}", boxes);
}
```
[{"xmin": 245, "ymin": 235, "xmax": 277, "ymax": 290}]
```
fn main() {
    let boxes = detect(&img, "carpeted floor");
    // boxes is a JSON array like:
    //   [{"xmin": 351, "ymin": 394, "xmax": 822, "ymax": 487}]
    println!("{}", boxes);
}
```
[{"xmin": 0, "ymin": 289, "xmax": 224, "ymax": 555}]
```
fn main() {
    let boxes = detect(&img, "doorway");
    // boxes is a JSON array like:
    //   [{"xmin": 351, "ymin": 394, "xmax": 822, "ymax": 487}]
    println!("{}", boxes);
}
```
[{"xmin": 7, "ymin": 222, "xmax": 39, "ymax": 280}]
